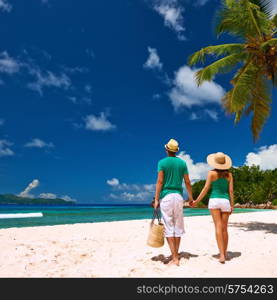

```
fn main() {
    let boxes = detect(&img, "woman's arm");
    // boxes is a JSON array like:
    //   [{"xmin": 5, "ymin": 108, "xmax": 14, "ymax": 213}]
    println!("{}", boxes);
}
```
[
  {"xmin": 193, "ymin": 172, "xmax": 213, "ymax": 206},
  {"xmin": 229, "ymin": 173, "xmax": 234, "ymax": 213},
  {"xmin": 154, "ymin": 171, "xmax": 164, "ymax": 209}
]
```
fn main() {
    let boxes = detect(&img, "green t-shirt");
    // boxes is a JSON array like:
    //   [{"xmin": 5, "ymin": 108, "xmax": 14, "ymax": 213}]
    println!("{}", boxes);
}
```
[{"xmin": 157, "ymin": 157, "xmax": 188, "ymax": 199}]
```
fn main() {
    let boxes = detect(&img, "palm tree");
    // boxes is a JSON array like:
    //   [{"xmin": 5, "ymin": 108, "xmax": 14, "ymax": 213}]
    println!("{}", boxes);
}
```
[{"xmin": 188, "ymin": 0, "xmax": 277, "ymax": 141}]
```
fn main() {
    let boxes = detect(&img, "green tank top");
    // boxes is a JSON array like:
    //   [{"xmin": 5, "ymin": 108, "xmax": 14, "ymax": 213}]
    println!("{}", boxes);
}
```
[{"xmin": 210, "ymin": 178, "xmax": 229, "ymax": 199}]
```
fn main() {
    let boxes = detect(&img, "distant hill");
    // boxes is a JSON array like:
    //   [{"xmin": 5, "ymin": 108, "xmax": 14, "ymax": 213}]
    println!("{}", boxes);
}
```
[{"xmin": 0, "ymin": 194, "xmax": 76, "ymax": 205}]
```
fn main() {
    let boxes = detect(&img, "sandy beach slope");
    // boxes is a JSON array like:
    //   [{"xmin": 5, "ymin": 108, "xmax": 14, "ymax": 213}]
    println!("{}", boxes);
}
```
[{"xmin": 0, "ymin": 210, "xmax": 276, "ymax": 277}]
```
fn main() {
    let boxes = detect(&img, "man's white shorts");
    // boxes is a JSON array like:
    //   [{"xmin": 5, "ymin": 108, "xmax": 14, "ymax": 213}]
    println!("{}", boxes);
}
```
[
  {"xmin": 160, "ymin": 193, "xmax": 185, "ymax": 237},
  {"xmin": 208, "ymin": 198, "xmax": 231, "ymax": 212}
]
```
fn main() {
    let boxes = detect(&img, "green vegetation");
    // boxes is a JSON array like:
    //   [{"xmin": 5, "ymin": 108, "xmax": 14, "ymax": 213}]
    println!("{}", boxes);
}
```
[
  {"xmin": 271, "ymin": 199, "xmax": 277, "ymax": 206},
  {"xmin": 0, "ymin": 194, "xmax": 75, "ymax": 205},
  {"xmin": 192, "ymin": 165, "xmax": 277, "ymax": 205},
  {"xmin": 188, "ymin": 0, "xmax": 277, "ymax": 141}
]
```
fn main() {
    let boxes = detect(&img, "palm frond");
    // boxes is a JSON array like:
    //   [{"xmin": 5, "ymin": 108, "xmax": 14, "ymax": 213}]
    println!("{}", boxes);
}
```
[
  {"xmin": 188, "ymin": 44, "xmax": 245, "ymax": 66},
  {"xmin": 250, "ymin": 74, "xmax": 271, "ymax": 140},
  {"xmin": 222, "ymin": 61, "xmax": 258, "ymax": 112},
  {"xmin": 261, "ymin": 38, "xmax": 277, "ymax": 49},
  {"xmin": 216, "ymin": 0, "xmax": 272, "ymax": 38},
  {"xmin": 223, "ymin": 65, "xmax": 271, "ymax": 141},
  {"xmin": 195, "ymin": 53, "xmax": 247, "ymax": 86},
  {"xmin": 249, "ymin": 0, "xmax": 273, "ymax": 19}
]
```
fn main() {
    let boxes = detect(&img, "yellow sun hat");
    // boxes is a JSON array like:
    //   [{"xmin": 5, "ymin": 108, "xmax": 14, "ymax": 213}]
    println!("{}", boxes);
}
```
[
  {"xmin": 164, "ymin": 139, "xmax": 179, "ymax": 153},
  {"xmin": 207, "ymin": 152, "xmax": 232, "ymax": 170}
]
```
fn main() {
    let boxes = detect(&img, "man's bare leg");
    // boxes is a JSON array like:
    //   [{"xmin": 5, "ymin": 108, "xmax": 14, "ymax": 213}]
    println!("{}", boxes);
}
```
[
  {"xmin": 174, "ymin": 237, "xmax": 181, "ymax": 255},
  {"xmin": 166, "ymin": 237, "xmax": 179, "ymax": 266}
]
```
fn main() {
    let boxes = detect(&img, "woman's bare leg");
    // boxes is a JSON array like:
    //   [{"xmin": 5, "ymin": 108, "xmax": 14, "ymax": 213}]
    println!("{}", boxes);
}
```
[
  {"xmin": 222, "ymin": 212, "xmax": 230, "ymax": 259},
  {"xmin": 210, "ymin": 209, "xmax": 225, "ymax": 263}
]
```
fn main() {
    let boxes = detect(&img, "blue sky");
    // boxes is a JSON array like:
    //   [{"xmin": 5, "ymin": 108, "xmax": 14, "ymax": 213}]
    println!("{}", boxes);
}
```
[{"xmin": 0, "ymin": 0, "xmax": 277, "ymax": 203}]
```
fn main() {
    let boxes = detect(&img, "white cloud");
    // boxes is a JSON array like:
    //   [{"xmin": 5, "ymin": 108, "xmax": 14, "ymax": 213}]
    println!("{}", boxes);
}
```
[
  {"xmin": 63, "ymin": 66, "xmax": 88, "ymax": 74},
  {"xmin": 27, "ymin": 67, "xmax": 71, "ymax": 95},
  {"xmin": 39, "ymin": 192, "xmax": 76, "ymax": 202},
  {"xmin": 68, "ymin": 96, "xmax": 77, "ymax": 104},
  {"xmin": 19, "ymin": 179, "xmax": 40, "ymax": 198},
  {"xmin": 245, "ymin": 145, "xmax": 277, "ymax": 170},
  {"xmin": 177, "ymin": 151, "xmax": 211, "ymax": 182},
  {"xmin": 109, "ymin": 191, "xmax": 153, "ymax": 202},
  {"xmin": 153, "ymin": 93, "xmax": 161, "ymax": 100},
  {"xmin": 190, "ymin": 112, "xmax": 200, "ymax": 120},
  {"xmin": 143, "ymin": 47, "xmax": 163, "ymax": 70},
  {"xmin": 189, "ymin": 109, "xmax": 219, "ymax": 121},
  {"xmin": 152, "ymin": 0, "xmax": 186, "ymax": 40},
  {"xmin": 107, "ymin": 179, "xmax": 156, "ymax": 202},
  {"xmin": 39, "ymin": 193, "xmax": 57, "ymax": 199},
  {"xmin": 0, "ymin": 0, "xmax": 12, "ymax": 12},
  {"xmin": 168, "ymin": 65, "xmax": 225, "ymax": 110},
  {"xmin": 85, "ymin": 84, "xmax": 92, "ymax": 93},
  {"xmin": 61, "ymin": 195, "xmax": 77, "ymax": 202},
  {"xmin": 84, "ymin": 112, "xmax": 116, "ymax": 131},
  {"xmin": 0, "ymin": 51, "xmax": 20, "ymax": 74},
  {"xmin": 107, "ymin": 178, "xmax": 120, "ymax": 186},
  {"xmin": 195, "ymin": 0, "xmax": 209, "ymax": 6},
  {"xmin": 0, "ymin": 139, "xmax": 14, "ymax": 157},
  {"xmin": 24, "ymin": 138, "xmax": 54, "ymax": 149},
  {"xmin": 86, "ymin": 49, "xmax": 95, "ymax": 59},
  {"xmin": 0, "ymin": 51, "xmax": 89, "ymax": 98},
  {"xmin": 204, "ymin": 109, "xmax": 219, "ymax": 121},
  {"xmin": 0, "ymin": 118, "xmax": 5, "ymax": 126}
]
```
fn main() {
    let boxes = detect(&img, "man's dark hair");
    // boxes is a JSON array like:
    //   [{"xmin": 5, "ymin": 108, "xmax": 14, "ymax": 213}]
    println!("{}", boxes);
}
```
[{"xmin": 167, "ymin": 150, "xmax": 177, "ymax": 156}]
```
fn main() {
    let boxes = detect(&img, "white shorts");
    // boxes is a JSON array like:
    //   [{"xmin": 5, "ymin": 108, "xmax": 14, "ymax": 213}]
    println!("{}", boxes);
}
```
[
  {"xmin": 208, "ymin": 198, "xmax": 231, "ymax": 212},
  {"xmin": 160, "ymin": 193, "xmax": 185, "ymax": 237}
]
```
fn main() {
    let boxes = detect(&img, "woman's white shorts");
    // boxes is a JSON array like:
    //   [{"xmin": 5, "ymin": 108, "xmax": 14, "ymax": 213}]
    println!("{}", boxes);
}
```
[
  {"xmin": 208, "ymin": 198, "xmax": 231, "ymax": 212},
  {"xmin": 160, "ymin": 193, "xmax": 185, "ymax": 237}
]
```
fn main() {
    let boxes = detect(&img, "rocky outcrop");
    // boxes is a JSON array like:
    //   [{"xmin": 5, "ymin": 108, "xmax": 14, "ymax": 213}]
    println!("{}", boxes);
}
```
[
  {"xmin": 185, "ymin": 201, "xmax": 277, "ymax": 209},
  {"xmin": 228, "ymin": 201, "xmax": 275, "ymax": 209}
]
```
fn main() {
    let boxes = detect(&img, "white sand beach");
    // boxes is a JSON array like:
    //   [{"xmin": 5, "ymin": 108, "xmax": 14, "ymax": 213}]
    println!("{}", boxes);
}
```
[{"xmin": 0, "ymin": 210, "xmax": 276, "ymax": 278}]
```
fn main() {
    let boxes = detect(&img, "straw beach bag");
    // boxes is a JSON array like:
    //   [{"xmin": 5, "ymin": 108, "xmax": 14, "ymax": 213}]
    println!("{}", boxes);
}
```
[{"xmin": 147, "ymin": 209, "xmax": 164, "ymax": 248}]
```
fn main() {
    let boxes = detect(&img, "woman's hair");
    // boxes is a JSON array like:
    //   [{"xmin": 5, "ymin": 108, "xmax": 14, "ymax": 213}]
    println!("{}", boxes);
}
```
[{"xmin": 214, "ymin": 169, "xmax": 230, "ymax": 179}]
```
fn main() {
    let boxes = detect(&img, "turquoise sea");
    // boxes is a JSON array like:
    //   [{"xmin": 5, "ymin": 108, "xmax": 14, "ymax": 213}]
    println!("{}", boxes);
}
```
[{"xmin": 0, "ymin": 204, "xmax": 266, "ymax": 229}]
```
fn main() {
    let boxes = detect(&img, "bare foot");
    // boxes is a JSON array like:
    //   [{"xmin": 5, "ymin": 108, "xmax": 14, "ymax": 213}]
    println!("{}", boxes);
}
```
[
  {"xmin": 219, "ymin": 255, "xmax": 225, "ymax": 264},
  {"xmin": 225, "ymin": 252, "xmax": 230, "ymax": 261},
  {"xmin": 167, "ymin": 259, "xmax": 180, "ymax": 266}
]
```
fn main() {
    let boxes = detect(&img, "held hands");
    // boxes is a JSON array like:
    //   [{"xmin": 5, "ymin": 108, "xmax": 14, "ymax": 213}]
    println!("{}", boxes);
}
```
[
  {"xmin": 189, "ymin": 199, "xmax": 198, "ymax": 208},
  {"xmin": 188, "ymin": 200, "xmax": 194, "ymax": 207}
]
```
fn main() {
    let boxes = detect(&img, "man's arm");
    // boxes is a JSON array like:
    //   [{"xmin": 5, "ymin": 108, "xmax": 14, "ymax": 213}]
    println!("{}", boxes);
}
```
[
  {"xmin": 154, "ymin": 171, "xmax": 164, "ymax": 209},
  {"xmin": 184, "ymin": 174, "xmax": 193, "ymax": 202}
]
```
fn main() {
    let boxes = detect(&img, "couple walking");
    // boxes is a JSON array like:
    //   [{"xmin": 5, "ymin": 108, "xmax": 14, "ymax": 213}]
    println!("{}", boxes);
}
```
[{"xmin": 154, "ymin": 139, "xmax": 234, "ymax": 266}]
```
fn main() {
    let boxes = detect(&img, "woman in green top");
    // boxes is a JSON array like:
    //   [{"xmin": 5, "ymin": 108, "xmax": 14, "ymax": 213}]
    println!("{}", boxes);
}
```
[{"xmin": 192, "ymin": 152, "xmax": 234, "ymax": 264}]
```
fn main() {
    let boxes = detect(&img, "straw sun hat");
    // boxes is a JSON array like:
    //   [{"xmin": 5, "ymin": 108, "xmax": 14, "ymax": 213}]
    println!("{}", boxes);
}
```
[
  {"xmin": 207, "ymin": 152, "xmax": 232, "ymax": 170},
  {"xmin": 164, "ymin": 139, "xmax": 179, "ymax": 153}
]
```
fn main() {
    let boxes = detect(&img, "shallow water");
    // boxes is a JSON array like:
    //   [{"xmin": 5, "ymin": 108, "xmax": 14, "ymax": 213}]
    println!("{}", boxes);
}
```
[{"xmin": 0, "ymin": 204, "xmax": 268, "ymax": 229}]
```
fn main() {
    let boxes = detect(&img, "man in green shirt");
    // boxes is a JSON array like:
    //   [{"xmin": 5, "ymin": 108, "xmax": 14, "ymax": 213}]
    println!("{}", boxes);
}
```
[{"xmin": 154, "ymin": 139, "xmax": 193, "ymax": 266}]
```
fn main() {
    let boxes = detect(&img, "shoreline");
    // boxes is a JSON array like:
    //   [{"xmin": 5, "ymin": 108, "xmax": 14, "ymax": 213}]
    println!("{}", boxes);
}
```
[
  {"xmin": 0, "ymin": 207, "xmax": 271, "ymax": 230},
  {"xmin": 0, "ymin": 210, "xmax": 276, "ymax": 277}
]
